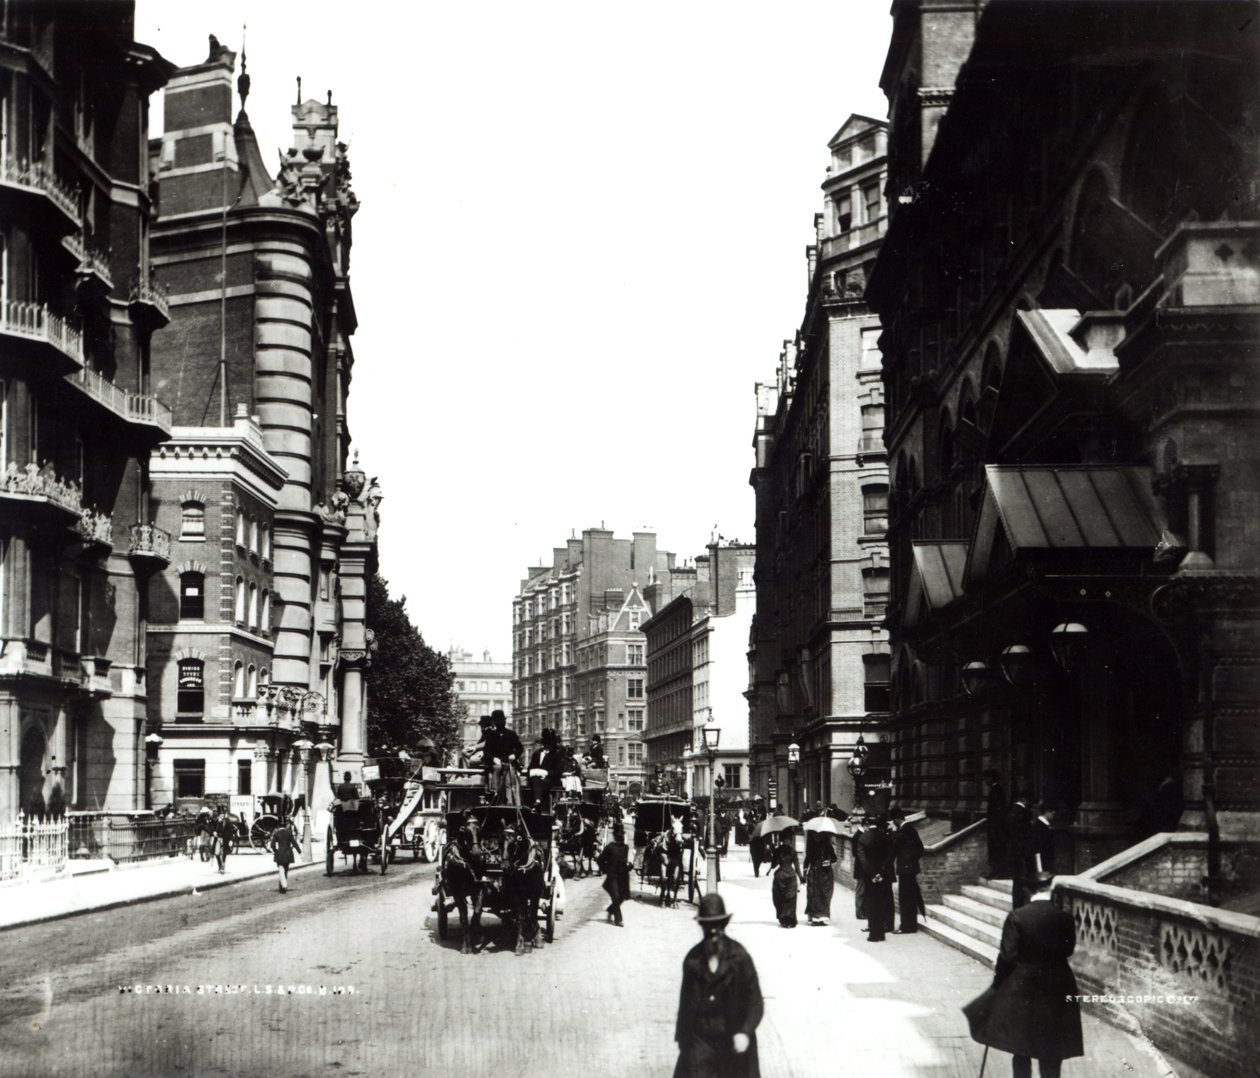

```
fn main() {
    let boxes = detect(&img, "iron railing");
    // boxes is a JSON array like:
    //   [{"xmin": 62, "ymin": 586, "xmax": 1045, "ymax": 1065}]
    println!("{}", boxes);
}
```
[{"xmin": 0, "ymin": 814, "xmax": 68, "ymax": 881}]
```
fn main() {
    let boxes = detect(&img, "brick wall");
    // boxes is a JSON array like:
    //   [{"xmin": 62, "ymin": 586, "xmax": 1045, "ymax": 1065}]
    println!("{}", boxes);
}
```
[{"xmin": 1058, "ymin": 879, "xmax": 1260, "ymax": 1078}]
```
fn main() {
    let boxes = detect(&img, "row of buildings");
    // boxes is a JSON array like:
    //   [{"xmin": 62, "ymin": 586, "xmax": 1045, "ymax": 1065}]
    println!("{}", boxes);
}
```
[{"xmin": 1, "ymin": 6, "xmax": 378, "ymax": 822}]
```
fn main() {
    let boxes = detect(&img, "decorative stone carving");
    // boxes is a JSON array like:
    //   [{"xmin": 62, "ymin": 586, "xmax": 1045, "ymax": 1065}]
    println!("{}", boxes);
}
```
[
  {"xmin": 341, "ymin": 450, "xmax": 366, "ymax": 500},
  {"xmin": 1159, "ymin": 921, "xmax": 1231, "ymax": 993},
  {"xmin": 1072, "ymin": 899, "xmax": 1118, "ymax": 955}
]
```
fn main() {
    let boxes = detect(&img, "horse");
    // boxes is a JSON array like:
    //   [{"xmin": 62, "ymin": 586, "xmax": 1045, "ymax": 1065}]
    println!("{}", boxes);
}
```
[
  {"xmin": 500, "ymin": 829, "xmax": 545, "ymax": 955},
  {"xmin": 652, "ymin": 831, "xmax": 683, "ymax": 907},
  {"xmin": 556, "ymin": 804, "xmax": 592, "ymax": 878},
  {"xmin": 437, "ymin": 828, "xmax": 484, "ymax": 954}
]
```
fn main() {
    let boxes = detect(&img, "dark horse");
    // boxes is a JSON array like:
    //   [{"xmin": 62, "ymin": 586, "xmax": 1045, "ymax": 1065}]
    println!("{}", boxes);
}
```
[
  {"xmin": 557, "ymin": 804, "xmax": 594, "ymax": 878},
  {"xmin": 501, "ymin": 829, "xmax": 546, "ymax": 956},
  {"xmin": 437, "ymin": 828, "xmax": 484, "ymax": 954}
]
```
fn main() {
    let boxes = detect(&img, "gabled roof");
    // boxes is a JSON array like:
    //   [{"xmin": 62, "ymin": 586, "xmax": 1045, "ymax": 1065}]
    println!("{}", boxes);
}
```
[
  {"xmin": 966, "ymin": 465, "xmax": 1161, "ymax": 587},
  {"xmin": 904, "ymin": 541, "xmax": 969, "ymax": 629},
  {"xmin": 827, "ymin": 113, "xmax": 888, "ymax": 148},
  {"xmin": 1014, "ymin": 309, "xmax": 1118, "ymax": 377},
  {"xmin": 610, "ymin": 583, "xmax": 649, "ymax": 632}
]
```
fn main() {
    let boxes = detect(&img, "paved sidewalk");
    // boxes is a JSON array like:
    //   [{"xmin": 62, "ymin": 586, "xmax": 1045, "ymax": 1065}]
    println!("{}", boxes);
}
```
[
  {"xmin": 0, "ymin": 843, "xmax": 328, "ymax": 931},
  {"xmin": 577, "ymin": 850, "xmax": 1179, "ymax": 1078}
]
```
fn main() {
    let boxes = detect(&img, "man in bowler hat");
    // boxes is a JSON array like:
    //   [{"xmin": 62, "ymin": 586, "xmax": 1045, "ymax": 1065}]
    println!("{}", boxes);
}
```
[{"xmin": 674, "ymin": 893, "xmax": 763, "ymax": 1078}]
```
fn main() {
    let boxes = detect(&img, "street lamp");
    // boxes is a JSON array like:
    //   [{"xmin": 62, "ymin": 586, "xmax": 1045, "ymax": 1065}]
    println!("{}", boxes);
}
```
[
  {"xmin": 701, "ymin": 716, "xmax": 721, "ymax": 893},
  {"xmin": 787, "ymin": 740, "xmax": 800, "ymax": 816},
  {"xmin": 1049, "ymin": 622, "xmax": 1089, "ymax": 672}
]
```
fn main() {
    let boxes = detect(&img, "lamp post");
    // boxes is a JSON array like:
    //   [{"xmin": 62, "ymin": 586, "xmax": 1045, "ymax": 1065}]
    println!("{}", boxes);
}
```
[
  {"xmin": 701, "ymin": 716, "xmax": 721, "ymax": 893},
  {"xmin": 787, "ymin": 740, "xmax": 800, "ymax": 816}
]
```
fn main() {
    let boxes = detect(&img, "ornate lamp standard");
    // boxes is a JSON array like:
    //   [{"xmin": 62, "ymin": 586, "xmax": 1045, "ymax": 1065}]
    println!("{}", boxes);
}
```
[
  {"xmin": 701, "ymin": 716, "xmax": 721, "ymax": 893},
  {"xmin": 787, "ymin": 740, "xmax": 801, "ymax": 816}
]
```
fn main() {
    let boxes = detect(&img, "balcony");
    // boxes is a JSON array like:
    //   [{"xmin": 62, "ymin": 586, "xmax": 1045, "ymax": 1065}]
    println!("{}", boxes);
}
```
[
  {"xmin": 66, "ymin": 367, "xmax": 172, "ymax": 435},
  {"xmin": 73, "ymin": 508, "xmax": 114, "ymax": 551},
  {"xmin": 64, "ymin": 233, "xmax": 114, "ymax": 300},
  {"xmin": 0, "ymin": 299, "xmax": 84, "ymax": 371},
  {"xmin": 0, "ymin": 154, "xmax": 81, "ymax": 234},
  {"xmin": 0, "ymin": 462, "xmax": 82, "ymax": 521},
  {"xmin": 128, "ymin": 523, "xmax": 171, "ymax": 568},
  {"xmin": 0, "ymin": 639, "xmax": 55, "ymax": 681},
  {"xmin": 820, "ymin": 216, "xmax": 887, "ymax": 261},
  {"xmin": 128, "ymin": 272, "xmax": 171, "ymax": 328}
]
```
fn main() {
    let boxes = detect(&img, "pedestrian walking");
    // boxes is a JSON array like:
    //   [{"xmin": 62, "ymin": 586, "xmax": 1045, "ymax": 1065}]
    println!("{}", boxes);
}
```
[
  {"xmin": 769, "ymin": 834, "xmax": 804, "ymax": 927},
  {"xmin": 749, "ymin": 831, "xmax": 767, "ymax": 878},
  {"xmin": 803, "ymin": 830, "xmax": 836, "ymax": 925},
  {"xmin": 855, "ymin": 815, "xmax": 896, "ymax": 941},
  {"xmin": 270, "ymin": 816, "xmax": 297, "ymax": 893},
  {"xmin": 963, "ymin": 872, "xmax": 1083, "ymax": 1078},
  {"xmin": 597, "ymin": 822, "xmax": 631, "ymax": 926},
  {"xmin": 209, "ymin": 806, "xmax": 233, "ymax": 875},
  {"xmin": 674, "ymin": 893, "xmax": 763, "ymax": 1078},
  {"xmin": 983, "ymin": 769, "xmax": 1009, "ymax": 879}
]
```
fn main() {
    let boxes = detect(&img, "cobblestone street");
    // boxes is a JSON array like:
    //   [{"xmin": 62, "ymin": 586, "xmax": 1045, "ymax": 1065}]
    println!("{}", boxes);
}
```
[{"xmin": 0, "ymin": 849, "xmax": 1179, "ymax": 1078}]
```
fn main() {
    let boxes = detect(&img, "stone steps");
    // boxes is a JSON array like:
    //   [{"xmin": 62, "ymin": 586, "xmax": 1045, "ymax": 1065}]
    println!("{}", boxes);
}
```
[{"xmin": 924, "ymin": 879, "xmax": 1013, "ymax": 968}]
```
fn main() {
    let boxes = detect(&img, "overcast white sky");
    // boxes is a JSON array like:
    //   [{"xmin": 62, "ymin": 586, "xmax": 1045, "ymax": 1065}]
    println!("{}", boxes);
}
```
[{"xmin": 134, "ymin": 0, "xmax": 892, "ymax": 662}]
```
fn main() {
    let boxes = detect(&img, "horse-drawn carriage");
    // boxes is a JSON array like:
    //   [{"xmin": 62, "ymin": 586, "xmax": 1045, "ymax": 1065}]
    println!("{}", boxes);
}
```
[
  {"xmin": 432, "ymin": 804, "xmax": 560, "ymax": 955},
  {"xmin": 633, "ymin": 796, "xmax": 701, "ymax": 906},
  {"xmin": 325, "ymin": 758, "xmax": 419, "ymax": 876}
]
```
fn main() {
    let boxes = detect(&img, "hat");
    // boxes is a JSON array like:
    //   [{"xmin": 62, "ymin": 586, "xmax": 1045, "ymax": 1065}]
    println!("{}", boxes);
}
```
[
  {"xmin": 490, "ymin": 709, "xmax": 507, "ymax": 723},
  {"xmin": 1029, "ymin": 871, "xmax": 1056, "ymax": 892},
  {"xmin": 889, "ymin": 807, "xmax": 906, "ymax": 821},
  {"xmin": 695, "ymin": 893, "xmax": 731, "ymax": 924},
  {"xmin": 479, "ymin": 715, "xmax": 494, "ymax": 728}
]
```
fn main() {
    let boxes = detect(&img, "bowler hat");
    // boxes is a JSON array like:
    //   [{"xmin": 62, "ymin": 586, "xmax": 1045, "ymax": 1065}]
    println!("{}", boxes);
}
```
[{"xmin": 695, "ymin": 893, "xmax": 732, "ymax": 924}]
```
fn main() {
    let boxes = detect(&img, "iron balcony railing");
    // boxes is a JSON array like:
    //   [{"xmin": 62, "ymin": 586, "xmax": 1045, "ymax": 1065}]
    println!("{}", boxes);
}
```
[
  {"xmin": 67, "ymin": 366, "xmax": 172, "ymax": 432},
  {"xmin": 0, "ymin": 154, "xmax": 81, "ymax": 228},
  {"xmin": 128, "ymin": 272, "xmax": 171, "ymax": 322},
  {"xmin": 128, "ymin": 523, "xmax": 171, "ymax": 562}
]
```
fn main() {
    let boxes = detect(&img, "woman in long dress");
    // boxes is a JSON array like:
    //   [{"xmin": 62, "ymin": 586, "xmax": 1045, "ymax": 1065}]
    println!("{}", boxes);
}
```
[
  {"xmin": 803, "ymin": 832, "xmax": 836, "ymax": 925},
  {"xmin": 769, "ymin": 834, "xmax": 805, "ymax": 927}
]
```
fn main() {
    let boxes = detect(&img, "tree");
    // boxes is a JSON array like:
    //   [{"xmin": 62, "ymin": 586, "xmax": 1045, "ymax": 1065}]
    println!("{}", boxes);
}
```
[{"xmin": 365, "ymin": 574, "xmax": 461, "ymax": 760}]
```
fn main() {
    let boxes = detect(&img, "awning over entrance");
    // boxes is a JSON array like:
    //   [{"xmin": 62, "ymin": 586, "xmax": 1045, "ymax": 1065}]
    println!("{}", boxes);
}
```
[
  {"xmin": 906, "ymin": 541, "xmax": 969, "ymax": 625},
  {"xmin": 968, "ymin": 465, "xmax": 1162, "ymax": 585}
]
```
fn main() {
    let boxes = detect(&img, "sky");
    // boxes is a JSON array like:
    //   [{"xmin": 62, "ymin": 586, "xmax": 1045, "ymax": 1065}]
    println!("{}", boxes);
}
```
[{"xmin": 134, "ymin": 0, "xmax": 893, "ymax": 663}]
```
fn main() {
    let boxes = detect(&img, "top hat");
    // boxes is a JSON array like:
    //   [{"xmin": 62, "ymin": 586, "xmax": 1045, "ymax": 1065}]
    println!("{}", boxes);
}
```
[
  {"xmin": 889, "ymin": 807, "xmax": 906, "ymax": 820},
  {"xmin": 1029, "ymin": 870, "xmax": 1056, "ymax": 892},
  {"xmin": 479, "ymin": 715, "xmax": 494, "ymax": 727},
  {"xmin": 489, "ymin": 709, "xmax": 507, "ymax": 723},
  {"xmin": 695, "ymin": 893, "xmax": 732, "ymax": 924}
]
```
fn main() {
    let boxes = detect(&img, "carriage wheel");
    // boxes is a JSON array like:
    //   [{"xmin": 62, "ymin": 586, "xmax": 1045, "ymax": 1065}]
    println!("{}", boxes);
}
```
[
  {"xmin": 545, "ymin": 878, "xmax": 557, "ymax": 942},
  {"xmin": 424, "ymin": 824, "xmax": 444, "ymax": 864},
  {"xmin": 325, "ymin": 830, "xmax": 335, "ymax": 876},
  {"xmin": 380, "ymin": 832, "xmax": 390, "ymax": 875},
  {"xmin": 436, "ymin": 887, "xmax": 449, "ymax": 939},
  {"xmin": 251, "ymin": 814, "xmax": 279, "ymax": 851}
]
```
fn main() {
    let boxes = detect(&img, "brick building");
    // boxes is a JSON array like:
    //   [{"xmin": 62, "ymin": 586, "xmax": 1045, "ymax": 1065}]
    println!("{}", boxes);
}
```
[
  {"xmin": 512, "ymin": 527, "xmax": 678, "ymax": 794},
  {"xmin": 865, "ymin": 3, "xmax": 1259, "ymax": 1072},
  {"xmin": 143, "ymin": 40, "xmax": 378, "ymax": 815},
  {"xmin": 747, "ymin": 114, "xmax": 891, "ymax": 817},
  {"xmin": 0, "ymin": 2, "xmax": 174, "ymax": 817}
]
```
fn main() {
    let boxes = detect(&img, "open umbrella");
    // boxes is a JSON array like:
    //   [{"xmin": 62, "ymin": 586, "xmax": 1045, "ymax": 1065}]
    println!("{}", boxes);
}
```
[
  {"xmin": 803, "ymin": 816, "xmax": 846, "ymax": 836},
  {"xmin": 752, "ymin": 814, "xmax": 800, "ymax": 839}
]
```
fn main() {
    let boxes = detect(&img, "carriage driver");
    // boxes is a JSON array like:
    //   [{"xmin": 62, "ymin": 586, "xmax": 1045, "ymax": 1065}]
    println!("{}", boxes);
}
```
[{"xmin": 468, "ymin": 710, "xmax": 524, "ymax": 804}]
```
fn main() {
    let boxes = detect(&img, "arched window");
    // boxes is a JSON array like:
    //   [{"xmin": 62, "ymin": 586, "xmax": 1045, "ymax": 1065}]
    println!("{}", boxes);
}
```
[
  {"xmin": 247, "ymin": 664, "xmax": 258, "ymax": 698},
  {"xmin": 233, "ymin": 661, "xmax": 245, "ymax": 699},
  {"xmin": 234, "ymin": 577, "xmax": 246, "ymax": 623},
  {"xmin": 179, "ymin": 572, "xmax": 205, "ymax": 620},
  {"xmin": 235, "ymin": 510, "xmax": 246, "ymax": 548},
  {"xmin": 248, "ymin": 583, "xmax": 258, "ymax": 628},
  {"xmin": 177, "ymin": 659, "xmax": 205, "ymax": 718},
  {"xmin": 260, "ymin": 525, "xmax": 271, "ymax": 562},
  {"xmin": 261, "ymin": 591, "xmax": 271, "ymax": 634},
  {"xmin": 248, "ymin": 516, "xmax": 259, "ymax": 554},
  {"xmin": 180, "ymin": 502, "xmax": 205, "ymax": 540}
]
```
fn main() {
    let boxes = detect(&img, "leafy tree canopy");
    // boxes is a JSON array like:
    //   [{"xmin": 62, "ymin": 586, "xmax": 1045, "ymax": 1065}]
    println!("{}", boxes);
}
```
[{"xmin": 365, "ymin": 574, "xmax": 460, "ymax": 761}]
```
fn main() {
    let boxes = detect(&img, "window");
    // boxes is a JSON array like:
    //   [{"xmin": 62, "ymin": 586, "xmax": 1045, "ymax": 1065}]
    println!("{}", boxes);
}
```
[
  {"xmin": 862, "ymin": 485, "xmax": 888, "ymax": 536},
  {"xmin": 174, "ymin": 759, "xmax": 205, "ymax": 798},
  {"xmin": 723, "ymin": 764, "xmax": 741, "ymax": 789},
  {"xmin": 864, "ymin": 654, "xmax": 891, "ymax": 713},
  {"xmin": 248, "ymin": 516, "xmax": 259, "ymax": 554},
  {"xmin": 628, "ymin": 742, "xmax": 643, "ymax": 767},
  {"xmin": 247, "ymin": 664, "xmax": 258, "ymax": 697},
  {"xmin": 626, "ymin": 643, "xmax": 644, "ymax": 665},
  {"xmin": 248, "ymin": 583, "xmax": 258, "ymax": 628},
  {"xmin": 237, "ymin": 759, "xmax": 252, "ymax": 796},
  {"xmin": 260, "ymin": 525, "xmax": 271, "ymax": 562},
  {"xmin": 319, "ymin": 566, "xmax": 331, "ymax": 601},
  {"xmin": 180, "ymin": 501, "xmax": 205, "ymax": 540},
  {"xmin": 863, "ymin": 181, "xmax": 881, "ymax": 224},
  {"xmin": 234, "ymin": 577, "xmax": 246, "ymax": 623},
  {"xmin": 179, "ymin": 572, "xmax": 205, "ymax": 620},
  {"xmin": 235, "ymin": 509, "xmax": 246, "ymax": 547},
  {"xmin": 834, "ymin": 191, "xmax": 852, "ymax": 232},
  {"xmin": 628, "ymin": 708, "xmax": 644, "ymax": 731},
  {"xmin": 261, "ymin": 591, "xmax": 271, "ymax": 633},
  {"xmin": 860, "ymin": 327, "xmax": 882, "ymax": 370},
  {"xmin": 177, "ymin": 660, "xmax": 204, "ymax": 718},
  {"xmin": 862, "ymin": 568, "xmax": 890, "ymax": 619},
  {"xmin": 233, "ymin": 661, "xmax": 244, "ymax": 698},
  {"xmin": 627, "ymin": 677, "xmax": 644, "ymax": 700}
]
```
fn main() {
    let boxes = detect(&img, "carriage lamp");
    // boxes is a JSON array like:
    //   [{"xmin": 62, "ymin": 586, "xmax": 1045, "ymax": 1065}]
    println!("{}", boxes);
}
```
[
  {"xmin": 1049, "ymin": 622, "xmax": 1089, "ymax": 672},
  {"xmin": 999, "ymin": 644, "xmax": 1036, "ymax": 686}
]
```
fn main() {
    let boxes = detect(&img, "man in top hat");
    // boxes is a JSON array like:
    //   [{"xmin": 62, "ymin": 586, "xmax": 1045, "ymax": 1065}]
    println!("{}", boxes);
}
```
[
  {"xmin": 891, "ymin": 809, "xmax": 926, "ymax": 933},
  {"xmin": 469, "ymin": 710, "xmax": 524, "ymax": 804},
  {"xmin": 855, "ymin": 814, "xmax": 897, "ymax": 941},
  {"xmin": 674, "ymin": 893, "xmax": 763, "ymax": 1078},
  {"xmin": 526, "ymin": 727, "xmax": 562, "ymax": 808}
]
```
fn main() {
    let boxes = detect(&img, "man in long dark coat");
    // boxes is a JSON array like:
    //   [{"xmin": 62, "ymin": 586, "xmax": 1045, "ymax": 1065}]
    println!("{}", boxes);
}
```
[
  {"xmin": 855, "ymin": 816, "xmax": 896, "ymax": 941},
  {"xmin": 526, "ymin": 727, "xmax": 562, "ymax": 808},
  {"xmin": 597, "ymin": 823, "xmax": 631, "ymax": 926},
  {"xmin": 963, "ymin": 873, "xmax": 1083, "ymax": 1078},
  {"xmin": 893, "ymin": 811, "xmax": 925, "ymax": 933},
  {"xmin": 983, "ymin": 769, "xmax": 1009, "ymax": 878},
  {"xmin": 674, "ymin": 893, "xmax": 763, "ymax": 1078}
]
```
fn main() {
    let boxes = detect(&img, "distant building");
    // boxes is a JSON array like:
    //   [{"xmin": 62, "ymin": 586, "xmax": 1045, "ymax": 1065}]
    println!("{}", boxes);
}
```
[
  {"xmin": 448, "ymin": 648, "xmax": 511, "ymax": 747},
  {"xmin": 642, "ymin": 542, "xmax": 756, "ymax": 798},
  {"xmin": 748, "ymin": 115, "xmax": 891, "ymax": 816},
  {"xmin": 512, "ymin": 527, "xmax": 679, "ymax": 793}
]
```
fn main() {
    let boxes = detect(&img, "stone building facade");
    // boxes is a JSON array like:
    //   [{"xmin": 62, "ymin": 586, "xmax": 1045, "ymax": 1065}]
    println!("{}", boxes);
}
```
[
  {"xmin": 512, "ymin": 527, "xmax": 678, "ymax": 793},
  {"xmin": 144, "ymin": 41, "xmax": 377, "ymax": 815},
  {"xmin": 448, "ymin": 648, "xmax": 511, "ymax": 747},
  {"xmin": 0, "ymin": 2, "xmax": 174, "ymax": 817},
  {"xmin": 748, "ymin": 115, "xmax": 891, "ymax": 817}
]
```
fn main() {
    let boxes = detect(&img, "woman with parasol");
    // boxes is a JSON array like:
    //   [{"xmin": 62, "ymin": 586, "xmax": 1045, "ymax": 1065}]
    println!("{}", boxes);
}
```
[
  {"xmin": 803, "ymin": 814, "xmax": 844, "ymax": 925},
  {"xmin": 754, "ymin": 813, "xmax": 803, "ymax": 927}
]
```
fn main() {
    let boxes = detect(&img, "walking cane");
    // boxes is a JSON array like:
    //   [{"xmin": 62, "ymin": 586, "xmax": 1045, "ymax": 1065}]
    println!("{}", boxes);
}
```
[{"xmin": 977, "ymin": 1045, "xmax": 988, "ymax": 1078}]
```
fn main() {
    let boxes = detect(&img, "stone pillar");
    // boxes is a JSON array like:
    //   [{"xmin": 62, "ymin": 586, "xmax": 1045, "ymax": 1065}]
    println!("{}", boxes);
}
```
[
  {"xmin": 339, "ymin": 664, "xmax": 365, "ymax": 764},
  {"xmin": 270, "ymin": 515, "xmax": 315, "ymax": 689}
]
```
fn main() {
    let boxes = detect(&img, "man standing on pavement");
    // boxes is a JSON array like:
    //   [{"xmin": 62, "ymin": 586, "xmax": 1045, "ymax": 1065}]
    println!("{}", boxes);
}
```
[
  {"xmin": 892, "ymin": 809, "xmax": 925, "ymax": 933},
  {"xmin": 270, "ymin": 817, "xmax": 297, "ymax": 893},
  {"xmin": 856, "ymin": 814, "xmax": 896, "ymax": 941},
  {"xmin": 211, "ymin": 805, "xmax": 232, "ymax": 875},
  {"xmin": 674, "ymin": 893, "xmax": 763, "ymax": 1078},
  {"xmin": 983, "ymin": 769, "xmax": 1009, "ymax": 879},
  {"xmin": 597, "ymin": 822, "xmax": 631, "ymax": 926}
]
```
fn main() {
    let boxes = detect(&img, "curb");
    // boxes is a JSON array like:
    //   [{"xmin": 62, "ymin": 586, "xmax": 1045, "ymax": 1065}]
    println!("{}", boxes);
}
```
[{"xmin": 0, "ymin": 855, "xmax": 327, "ymax": 933}]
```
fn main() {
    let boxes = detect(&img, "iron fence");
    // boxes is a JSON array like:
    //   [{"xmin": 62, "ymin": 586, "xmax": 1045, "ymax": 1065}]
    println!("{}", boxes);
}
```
[
  {"xmin": 67, "ymin": 813, "xmax": 195, "ymax": 863},
  {"xmin": 0, "ymin": 814, "xmax": 69, "ymax": 882}
]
